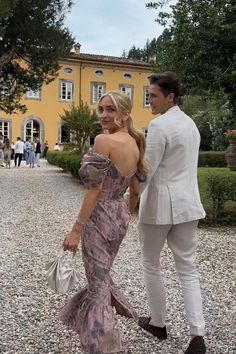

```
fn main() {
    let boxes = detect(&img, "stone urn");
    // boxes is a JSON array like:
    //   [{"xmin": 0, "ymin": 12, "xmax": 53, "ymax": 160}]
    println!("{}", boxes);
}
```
[{"xmin": 225, "ymin": 138, "xmax": 236, "ymax": 171}]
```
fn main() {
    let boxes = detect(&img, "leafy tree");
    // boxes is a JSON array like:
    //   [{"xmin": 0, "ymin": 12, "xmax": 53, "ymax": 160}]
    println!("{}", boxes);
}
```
[
  {"xmin": 127, "ymin": 39, "xmax": 159, "ymax": 63},
  {"xmin": 127, "ymin": 45, "xmax": 143, "ymax": 60},
  {"xmin": 180, "ymin": 95, "xmax": 213, "ymax": 150},
  {"xmin": 60, "ymin": 102, "xmax": 101, "ymax": 154},
  {"xmin": 0, "ymin": 0, "xmax": 19, "ymax": 17},
  {"xmin": 146, "ymin": 0, "xmax": 236, "ymax": 119},
  {"xmin": 0, "ymin": 0, "xmax": 74, "ymax": 114}
]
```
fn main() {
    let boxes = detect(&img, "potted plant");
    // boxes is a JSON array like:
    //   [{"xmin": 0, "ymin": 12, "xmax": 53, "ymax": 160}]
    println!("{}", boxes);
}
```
[{"xmin": 225, "ymin": 130, "xmax": 236, "ymax": 171}]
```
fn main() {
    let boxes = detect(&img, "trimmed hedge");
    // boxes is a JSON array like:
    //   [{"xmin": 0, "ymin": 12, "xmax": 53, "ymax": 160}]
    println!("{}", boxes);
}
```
[
  {"xmin": 46, "ymin": 151, "xmax": 82, "ymax": 179},
  {"xmin": 198, "ymin": 151, "xmax": 227, "ymax": 167},
  {"xmin": 46, "ymin": 153, "xmax": 236, "ymax": 225}
]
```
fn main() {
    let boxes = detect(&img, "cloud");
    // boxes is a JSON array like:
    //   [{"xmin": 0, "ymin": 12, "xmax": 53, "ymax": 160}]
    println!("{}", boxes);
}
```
[{"xmin": 65, "ymin": 0, "xmax": 174, "ymax": 56}]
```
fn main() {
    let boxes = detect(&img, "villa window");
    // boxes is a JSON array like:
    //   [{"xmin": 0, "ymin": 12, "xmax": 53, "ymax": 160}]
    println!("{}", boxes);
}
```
[
  {"xmin": 123, "ymin": 73, "xmax": 132, "ymax": 80},
  {"xmin": 0, "ymin": 121, "xmax": 10, "ymax": 139},
  {"xmin": 60, "ymin": 80, "xmax": 73, "ymax": 101},
  {"xmin": 60, "ymin": 124, "xmax": 70, "ymax": 143},
  {"xmin": 91, "ymin": 82, "xmax": 105, "ymax": 104},
  {"xmin": 0, "ymin": 78, "xmax": 10, "ymax": 97},
  {"xmin": 95, "ymin": 70, "xmax": 104, "ymax": 77},
  {"xmin": 119, "ymin": 85, "xmax": 133, "ymax": 100},
  {"xmin": 142, "ymin": 127, "xmax": 148, "ymax": 138},
  {"xmin": 26, "ymin": 88, "xmax": 41, "ymax": 100},
  {"xmin": 144, "ymin": 87, "xmax": 150, "ymax": 107},
  {"xmin": 24, "ymin": 119, "xmax": 40, "ymax": 141}
]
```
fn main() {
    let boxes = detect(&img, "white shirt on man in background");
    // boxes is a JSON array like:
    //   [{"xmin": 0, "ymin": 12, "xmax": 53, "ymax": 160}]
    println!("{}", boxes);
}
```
[{"xmin": 15, "ymin": 140, "xmax": 25, "ymax": 154}]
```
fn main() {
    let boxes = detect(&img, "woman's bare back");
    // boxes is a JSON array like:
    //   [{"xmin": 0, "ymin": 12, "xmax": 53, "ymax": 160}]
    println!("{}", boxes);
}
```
[{"xmin": 94, "ymin": 132, "xmax": 140, "ymax": 177}]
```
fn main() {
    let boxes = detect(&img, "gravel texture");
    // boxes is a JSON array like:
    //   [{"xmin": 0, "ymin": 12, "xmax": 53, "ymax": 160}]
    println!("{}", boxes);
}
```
[{"xmin": 0, "ymin": 160, "xmax": 235, "ymax": 354}]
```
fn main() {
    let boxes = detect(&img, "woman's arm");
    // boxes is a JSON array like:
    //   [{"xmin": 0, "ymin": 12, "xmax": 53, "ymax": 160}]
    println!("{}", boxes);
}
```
[
  {"xmin": 63, "ymin": 187, "xmax": 102, "ymax": 252},
  {"xmin": 128, "ymin": 175, "xmax": 140, "ymax": 214},
  {"xmin": 63, "ymin": 135, "xmax": 109, "ymax": 252}
]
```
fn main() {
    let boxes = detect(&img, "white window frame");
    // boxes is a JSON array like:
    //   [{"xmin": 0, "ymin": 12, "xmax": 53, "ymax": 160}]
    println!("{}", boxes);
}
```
[
  {"xmin": 119, "ymin": 85, "xmax": 133, "ymax": 101},
  {"xmin": 142, "ymin": 127, "xmax": 148, "ymax": 138},
  {"xmin": 144, "ymin": 86, "xmax": 150, "ymax": 107},
  {"xmin": 91, "ymin": 82, "xmax": 105, "ymax": 104},
  {"xmin": 24, "ymin": 119, "xmax": 40, "ymax": 141},
  {"xmin": 0, "ymin": 121, "xmax": 10, "ymax": 138},
  {"xmin": 26, "ymin": 88, "xmax": 41, "ymax": 100},
  {"xmin": 0, "ymin": 78, "xmax": 10, "ymax": 97},
  {"xmin": 60, "ymin": 80, "xmax": 73, "ymax": 101}
]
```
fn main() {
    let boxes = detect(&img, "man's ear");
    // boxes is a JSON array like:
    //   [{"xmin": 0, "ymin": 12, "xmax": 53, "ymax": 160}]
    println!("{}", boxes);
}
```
[{"xmin": 169, "ymin": 93, "xmax": 175, "ymax": 102}]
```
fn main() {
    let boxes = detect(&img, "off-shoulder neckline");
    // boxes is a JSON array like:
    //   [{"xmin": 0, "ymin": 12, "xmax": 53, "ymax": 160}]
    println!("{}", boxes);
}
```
[{"xmin": 85, "ymin": 152, "xmax": 136, "ymax": 178}]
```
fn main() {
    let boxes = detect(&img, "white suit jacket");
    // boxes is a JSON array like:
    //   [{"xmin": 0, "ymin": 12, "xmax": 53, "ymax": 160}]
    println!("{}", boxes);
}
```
[{"xmin": 139, "ymin": 106, "xmax": 205, "ymax": 225}]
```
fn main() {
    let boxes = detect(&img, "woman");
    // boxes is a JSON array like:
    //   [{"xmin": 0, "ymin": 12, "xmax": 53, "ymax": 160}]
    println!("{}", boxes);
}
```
[
  {"xmin": 29, "ymin": 141, "xmax": 36, "ymax": 168},
  {"xmin": 60, "ymin": 91, "xmax": 147, "ymax": 353},
  {"xmin": 3, "ymin": 138, "xmax": 12, "ymax": 169}
]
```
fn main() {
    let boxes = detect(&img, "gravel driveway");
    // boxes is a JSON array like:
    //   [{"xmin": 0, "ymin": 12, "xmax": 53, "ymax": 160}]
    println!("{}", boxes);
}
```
[{"xmin": 0, "ymin": 160, "xmax": 235, "ymax": 354}]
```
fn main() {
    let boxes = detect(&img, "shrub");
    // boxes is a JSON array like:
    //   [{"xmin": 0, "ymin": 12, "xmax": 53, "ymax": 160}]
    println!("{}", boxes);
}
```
[
  {"xmin": 198, "ymin": 151, "xmax": 226, "ymax": 167},
  {"xmin": 46, "ymin": 151, "xmax": 82, "ymax": 179},
  {"xmin": 206, "ymin": 174, "xmax": 236, "ymax": 224},
  {"xmin": 198, "ymin": 168, "xmax": 236, "ymax": 225}
]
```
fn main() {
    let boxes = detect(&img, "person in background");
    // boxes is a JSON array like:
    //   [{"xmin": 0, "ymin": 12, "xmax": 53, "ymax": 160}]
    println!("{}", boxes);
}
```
[
  {"xmin": 43, "ymin": 140, "xmax": 49, "ymax": 158},
  {"xmin": 0, "ymin": 133, "xmax": 4, "ymax": 167},
  {"xmin": 54, "ymin": 142, "xmax": 61, "ymax": 151},
  {"xmin": 11, "ymin": 141, "xmax": 15, "ymax": 160},
  {"xmin": 14, "ymin": 137, "xmax": 25, "ymax": 167},
  {"xmin": 29, "ymin": 141, "xmax": 36, "ymax": 168},
  {"xmin": 137, "ymin": 72, "xmax": 206, "ymax": 354},
  {"xmin": 24, "ymin": 139, "xmax": 31, "ymax": 166},
  {"xmin": 3, "ymin": 138, "xmax": 11, "ymax": 169},
  {"xmin": 35, "ymin": 138, "xmax": 41, "ymax": 167}
]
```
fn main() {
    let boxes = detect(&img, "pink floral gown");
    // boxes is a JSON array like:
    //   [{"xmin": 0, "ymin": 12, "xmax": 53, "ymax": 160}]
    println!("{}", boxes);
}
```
[{"xmin": 59, "ymin": 153, "xmax": 138, "ymax": 354}]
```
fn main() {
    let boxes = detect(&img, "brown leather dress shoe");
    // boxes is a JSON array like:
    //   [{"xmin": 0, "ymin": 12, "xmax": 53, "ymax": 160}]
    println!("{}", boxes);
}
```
[
  {"xmin": 138, "ymin": 316, "xmax": 167, "ymax": 339},
  {"xmin": 185, "ymin": 336, "xmax": 206, "ymax": 354}
]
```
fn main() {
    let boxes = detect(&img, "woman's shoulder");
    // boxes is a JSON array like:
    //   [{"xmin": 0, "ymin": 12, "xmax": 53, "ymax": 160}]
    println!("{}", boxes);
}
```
[
  {"xmin": 93, "ymin": 134, "xmax": 113, "ymax": 157},
  {"xmin": 94, "ymin": 133, "xmax": 113, "ymax": 144}
]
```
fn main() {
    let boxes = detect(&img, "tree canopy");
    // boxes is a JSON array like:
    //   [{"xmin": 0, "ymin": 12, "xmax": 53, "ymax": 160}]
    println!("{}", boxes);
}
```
[
  {"xmin": 0, "ymin": 0, "xmax": 74, "ymax": 114},
  {"xmin": 60, "ymin": 103, "xmax": 101, "ymax": 154},
  {"xmin": 145, "ymin": 0, "xmax": 236, "ymax": 116}
]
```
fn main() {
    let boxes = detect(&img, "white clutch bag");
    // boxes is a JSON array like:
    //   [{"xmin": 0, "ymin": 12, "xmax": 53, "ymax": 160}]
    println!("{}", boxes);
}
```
[{"xmin": 45, "ymin": 248, "xmax": 79, "ymax": 294}]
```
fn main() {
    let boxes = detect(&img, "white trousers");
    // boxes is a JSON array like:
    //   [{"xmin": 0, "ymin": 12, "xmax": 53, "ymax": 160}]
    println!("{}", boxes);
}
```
[
  {"xmin": 35, "ymin": 153, "xmax": 40, "ymax": 166},
  {"xmin": 138, "ymin": 221, "xmax": 205, "ymax": 336}
]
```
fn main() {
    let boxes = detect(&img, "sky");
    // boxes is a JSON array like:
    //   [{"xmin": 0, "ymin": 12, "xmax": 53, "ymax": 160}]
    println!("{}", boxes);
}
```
[{"xmin": 65, "ymin": 0, "xmax": 175, "ymax": 57}]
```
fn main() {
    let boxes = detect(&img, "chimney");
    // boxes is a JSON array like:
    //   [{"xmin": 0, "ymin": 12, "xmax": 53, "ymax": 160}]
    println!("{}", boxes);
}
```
[
  {"xmin": 148, "ymin": 53, "xmax": 156, "ymax": 64},
  {"xmin": 74, "ymin": 43, "xmax": 81, "ymax": 55}
]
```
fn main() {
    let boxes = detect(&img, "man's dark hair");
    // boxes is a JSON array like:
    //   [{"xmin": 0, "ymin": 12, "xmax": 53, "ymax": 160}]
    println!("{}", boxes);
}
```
[{"xmin": 149, "ymin": 72, "xmax": 182, "ymax": 104}]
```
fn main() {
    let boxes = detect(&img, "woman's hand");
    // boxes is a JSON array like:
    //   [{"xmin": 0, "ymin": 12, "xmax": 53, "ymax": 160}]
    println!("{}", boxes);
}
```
[{"xmin": 63, "ymin": 230, "xmax": 81, "ymax": 252}]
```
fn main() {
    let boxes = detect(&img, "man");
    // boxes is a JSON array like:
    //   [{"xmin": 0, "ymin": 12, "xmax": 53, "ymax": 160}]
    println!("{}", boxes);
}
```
[
  {"xmin": 14, "ymin": 137, "xmax": 25, "ymax": 167},
  {"xmin": 0, "ymin": 133, "xmax": 4, "ymax": 167},
  {"xmin": 35, "ymin": 138, "xmax": 41, "ymax": 167},
  {"xmin": 138, "ymin": 72, "xmax": 206, "ymax": 354}
]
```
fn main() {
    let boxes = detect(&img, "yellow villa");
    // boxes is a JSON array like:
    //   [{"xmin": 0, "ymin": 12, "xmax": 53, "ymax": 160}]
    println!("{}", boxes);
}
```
[{"xmin": 0, "ymin": 44, "xmax": 153, "ymax": 149}]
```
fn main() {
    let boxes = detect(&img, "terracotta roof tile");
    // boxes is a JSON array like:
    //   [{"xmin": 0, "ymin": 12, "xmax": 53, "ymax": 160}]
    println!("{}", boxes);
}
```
[{"xmin": 69, "ymin": 52, "xmax": 151, "ymax": 67}]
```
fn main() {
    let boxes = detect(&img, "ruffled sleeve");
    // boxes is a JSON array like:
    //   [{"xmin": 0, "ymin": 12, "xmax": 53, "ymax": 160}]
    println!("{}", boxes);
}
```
[{"xmin": 79, "ymin": 153, "xmax": 109, "ymax": 189}]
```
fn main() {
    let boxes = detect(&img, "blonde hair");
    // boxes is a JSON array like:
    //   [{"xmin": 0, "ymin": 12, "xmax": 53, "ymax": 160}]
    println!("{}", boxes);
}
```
[{"xmin": 98, "ymin": 91, "xmax": 148, "ymax": 174}]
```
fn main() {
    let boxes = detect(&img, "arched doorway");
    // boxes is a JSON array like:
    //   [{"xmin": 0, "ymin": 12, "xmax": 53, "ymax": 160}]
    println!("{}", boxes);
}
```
[{"xmin": 24, "ymin": 119, "xmax": 40, "ymax": 141}]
